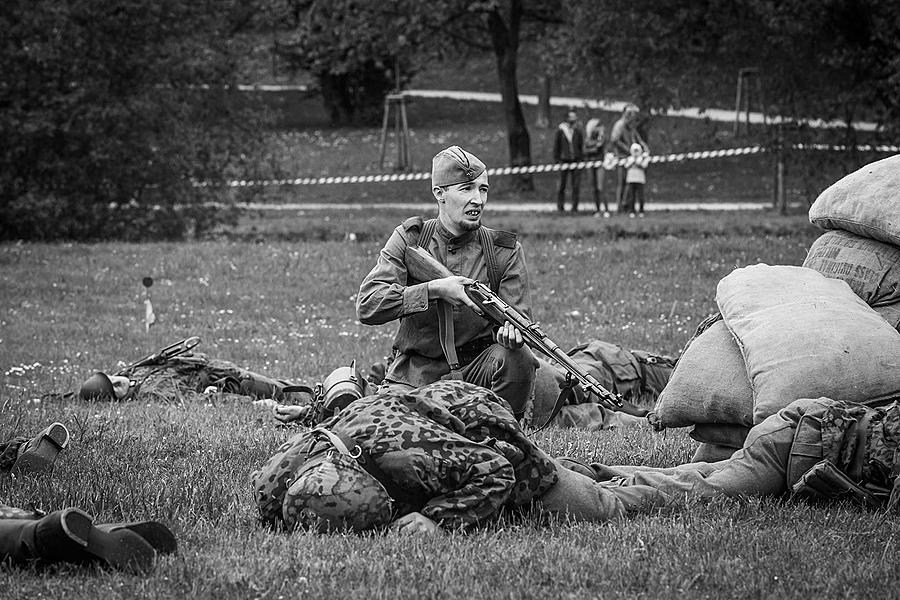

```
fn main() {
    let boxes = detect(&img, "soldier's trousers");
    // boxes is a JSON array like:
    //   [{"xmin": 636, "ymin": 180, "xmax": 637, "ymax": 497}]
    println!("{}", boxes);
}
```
[
  {"xmin": 594, "ymin": 398, "xmax": 835, "ymax": 500},
  {"xmin": 381, "ymin": 344, "xmax": 537, "ymax": 419},
  {"xmin": 538, "ymin": 459, "xmax": 671, "ymax": 522}
]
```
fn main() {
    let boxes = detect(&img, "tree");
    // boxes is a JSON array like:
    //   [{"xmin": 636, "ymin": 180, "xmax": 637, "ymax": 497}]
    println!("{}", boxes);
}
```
[
  {"xmin": 275, "ymin": 1, "xmax": 408, "ymax": 125},
  {"xmin": 562, "ymin": 0, "xmax": 900, "ymax": 136},
  {"xmin": 279, "ymin": 1, "xmax": 563, "ymax": 189},
  {"xmin": 0, "ymin": 0, "xmax": 268, "ymax": 241}
]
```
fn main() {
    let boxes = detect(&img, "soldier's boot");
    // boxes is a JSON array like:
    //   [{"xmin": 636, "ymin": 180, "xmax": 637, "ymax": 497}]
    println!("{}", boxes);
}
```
[
  {"xmin": 0, "ymin": 508, "xmax": 157, "ymax": 574},
  {"xmin": 11, "ymin": 422, "xmax": 70, "ymax": 475},
  {"xmin": 95, "ymin": 521, "xmax": 178, "ymax": 555}
]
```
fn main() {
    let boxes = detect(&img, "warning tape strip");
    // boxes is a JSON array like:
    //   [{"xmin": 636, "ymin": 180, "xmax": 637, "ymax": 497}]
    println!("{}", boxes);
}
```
[{"xmin": 209, "ymin": 143, "xmax": 896, "ymax": 188}]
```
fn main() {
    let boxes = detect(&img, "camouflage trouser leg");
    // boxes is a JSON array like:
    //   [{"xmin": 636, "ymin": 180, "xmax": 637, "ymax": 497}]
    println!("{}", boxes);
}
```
[
  {"xmin": 462, "ymin": 344, "xmax": 537, "ymax": 419},
  {"xmin": 0, "ymin": 437, "xmax": 28, "ymax": 472},
  {"xmin": 251, "ymin": 431, "xmax": 316, "ymax": 526}
]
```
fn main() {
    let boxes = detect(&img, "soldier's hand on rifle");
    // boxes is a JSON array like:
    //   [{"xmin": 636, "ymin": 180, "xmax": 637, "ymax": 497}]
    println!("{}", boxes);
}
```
[
  {"xmin": 427, "ymin": 276, "xmax": 483, "ymax": 315},
  {"xmin": 495, "ymin": 321, "xmax": 524, "ymax": 349}
]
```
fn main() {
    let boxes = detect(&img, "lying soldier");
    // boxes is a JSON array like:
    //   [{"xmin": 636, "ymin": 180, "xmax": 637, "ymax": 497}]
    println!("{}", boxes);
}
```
[
  {"xmin": 1, "ymin": 423, "xmax": 177, "ymax": 573},
  {"xmin": 252, "ymin": 380, "xmax": 667, "ymax": 533},
  {"xmin": 532, "ymin": 341, "xmax": 676, "ymax": 430},
  {"xmin": 565, "ymin": 396, "xmax": 900, "ymax": 509}
]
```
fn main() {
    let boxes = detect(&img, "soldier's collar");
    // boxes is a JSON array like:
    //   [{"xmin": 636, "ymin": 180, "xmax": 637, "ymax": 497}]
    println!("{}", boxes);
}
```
[{"xmin": 436, "ymin": 221, "xmax": 478, "ymax": 246}]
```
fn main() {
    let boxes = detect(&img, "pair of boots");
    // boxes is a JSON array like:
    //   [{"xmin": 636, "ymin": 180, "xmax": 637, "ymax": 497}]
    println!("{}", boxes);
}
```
[{"xmin": 0, "ymin": 507, "xmax": 177, "ymax": 574}]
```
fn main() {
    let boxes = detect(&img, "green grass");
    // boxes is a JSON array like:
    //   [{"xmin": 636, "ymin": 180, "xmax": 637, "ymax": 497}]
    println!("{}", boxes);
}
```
[{"xmin": 6, "ymin": 210, "xmax": 895, "ymax": 599}]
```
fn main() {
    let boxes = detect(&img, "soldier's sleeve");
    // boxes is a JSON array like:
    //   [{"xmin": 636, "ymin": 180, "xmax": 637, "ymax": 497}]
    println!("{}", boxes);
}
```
[
  {"xmin": 499, "ymin": 240, "xmax": 532, "ymax": 320},
  {"xmin": 419, "ymin": 448, "xmax": 516, "ymax": 527},
  {"xmin": 356, "ymin": 227, "xmax": 431, "ymax": 325}
]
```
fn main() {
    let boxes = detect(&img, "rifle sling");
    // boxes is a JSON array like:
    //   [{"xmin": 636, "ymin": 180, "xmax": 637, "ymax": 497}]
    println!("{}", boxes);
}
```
[{"xmin": 532, "ymin": 373, "xmax": 579, "ymax": 433}]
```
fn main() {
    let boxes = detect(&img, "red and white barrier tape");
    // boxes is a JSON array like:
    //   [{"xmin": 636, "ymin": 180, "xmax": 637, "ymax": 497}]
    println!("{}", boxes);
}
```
[{"xmin": 210, "ymin": 143, "xmax": 895, "ymax": 188}]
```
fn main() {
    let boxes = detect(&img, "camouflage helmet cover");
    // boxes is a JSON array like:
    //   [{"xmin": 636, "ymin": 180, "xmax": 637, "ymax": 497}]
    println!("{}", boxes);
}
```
[{"xmin": 282, "ymin": 448, "xmax": 393, "ymax": 533}]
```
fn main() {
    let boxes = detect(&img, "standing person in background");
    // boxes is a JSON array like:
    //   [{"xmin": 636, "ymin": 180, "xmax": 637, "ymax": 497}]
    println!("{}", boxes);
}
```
[
  {"xmin": 608, "ymin": 104, "xmax": 648, "ymax": 213},
  {"xmin": 584, "ymin": 116, "xmax": 609, "ymax": 217},
  {"xmin": 553, "ymin": 109, "xmax": 584, "ymax": 213},
  {"xmin": 623, "ymin": 143, "xmax": 651, "ymax": 217}
]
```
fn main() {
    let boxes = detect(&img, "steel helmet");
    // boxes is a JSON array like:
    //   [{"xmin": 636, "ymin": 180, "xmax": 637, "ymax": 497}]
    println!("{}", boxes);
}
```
[{"xmin": 79, "ymin": 372, "xmax": 116, "ymax": 401}]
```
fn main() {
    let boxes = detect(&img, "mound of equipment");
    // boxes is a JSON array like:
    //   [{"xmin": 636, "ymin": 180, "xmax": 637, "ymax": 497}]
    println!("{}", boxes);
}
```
[{"xmin": 651, "ymin": 155, "xmax": 900, "ymax": 459}]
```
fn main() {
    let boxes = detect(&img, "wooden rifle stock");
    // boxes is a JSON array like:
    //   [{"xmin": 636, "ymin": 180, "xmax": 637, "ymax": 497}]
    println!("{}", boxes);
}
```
[{"xmin": 404, "ymin": 244, "xmax": 623, "ymax": 410}]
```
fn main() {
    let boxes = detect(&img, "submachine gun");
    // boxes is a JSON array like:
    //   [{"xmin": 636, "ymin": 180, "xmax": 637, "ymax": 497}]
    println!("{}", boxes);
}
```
[{"xmin": 404, "ymin": 244, "xmax": 623, "ymax": 428}]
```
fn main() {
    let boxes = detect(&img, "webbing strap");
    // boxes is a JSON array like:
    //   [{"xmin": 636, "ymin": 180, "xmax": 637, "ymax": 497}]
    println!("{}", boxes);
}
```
[
  {"xmin": 477, "ymin": 227, "xmax": 501, "ymax": 294},
  {"xmin": 324, "ymin": 429, "xmax": 425, "ymax": 509},
  {"xmin": 419, "ymin": 218, "xmax": 437, "ymax": 249}
]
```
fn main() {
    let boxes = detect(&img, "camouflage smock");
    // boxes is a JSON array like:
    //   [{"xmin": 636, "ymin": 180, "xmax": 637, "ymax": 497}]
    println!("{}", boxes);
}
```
[
  {"xmin": 253, "ymin": 380, "xmax": 558, "ymax": 529},
  {"xmin": 356, "ymin": 217, "xmax": 531, "ymax": 387},
  {"xmin": 820, "ymin": 400, "xmax": 900, "ymax": 490}
]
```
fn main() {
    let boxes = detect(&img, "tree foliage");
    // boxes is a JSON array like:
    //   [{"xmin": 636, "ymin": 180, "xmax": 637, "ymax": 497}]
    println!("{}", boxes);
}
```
[
  {"xmin": 279, "ymin": 0, "xmax": 562, "ymax": 186},
  {"xmin": 563, "ymin": 0, "xmax": 900, "ymax": 136},
  {"xmin": 0, "ymin": 0, "xmax": 268, "ymax": 241}
]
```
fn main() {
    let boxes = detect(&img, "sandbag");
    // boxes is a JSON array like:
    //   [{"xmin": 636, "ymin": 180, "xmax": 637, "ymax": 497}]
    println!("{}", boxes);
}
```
[
  {"xmin": 717, "ymin": 264, "xmax": 900, "ymax": 424},
  {"xmin": 802, "ymin": 229, "xmax": 900, "ymax": 306},
  {"xmin": 874, "ymin": 302, "xmax": 900, "ymax": 330},
  {"xmin": 689, "ymin": 424, "xmax": 750, "ymax": 449},
  {"xmin": 651, "ymin": 320, "xmax": 754, "ymax": 429},
  {"xmin": 808, "ymin": 154, "xmax": 900, "ymax": 246}
]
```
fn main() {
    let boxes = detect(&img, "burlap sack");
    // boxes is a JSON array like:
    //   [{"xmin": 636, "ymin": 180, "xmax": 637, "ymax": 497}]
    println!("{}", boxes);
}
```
[
  {"xmin": 808, "ymin": 154, "xmax": 900, "ymax": 246},
  {"xmin": 689, "ymin": 423, "xmax": 750, "ymax": 449},
  {"xmin": 651, "ymin": 320, "xmax": 754, "ymax": 429},
  {"xmin": 717, "ymin": 264, "xmax": 900, "ymax": 424},
  {"xmin": 802, "ymin": 229, "xmax": 900, "ymax": 306},
  {"xmin": 874, "ymin": 302, "xmax": 900, "ymax": 331}
]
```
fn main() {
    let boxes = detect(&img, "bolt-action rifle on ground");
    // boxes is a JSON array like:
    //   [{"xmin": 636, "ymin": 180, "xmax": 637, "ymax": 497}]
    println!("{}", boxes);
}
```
[{"xmin": 404, "ymin": 244, "xmax": 624, "ymax": 421}]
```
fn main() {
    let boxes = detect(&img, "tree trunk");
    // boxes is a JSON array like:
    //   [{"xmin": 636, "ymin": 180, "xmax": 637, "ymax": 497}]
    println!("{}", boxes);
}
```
[
  {"xmin": 318, "ymin": 72, "xmax": 353, "ymax": 125},
  {"xmin": 535, "ymin": 74, "xmax": 551, "ymax": 129},
  {"xmin": 488, "ymin": 1, "xmax": 533, "ymax": 191}
]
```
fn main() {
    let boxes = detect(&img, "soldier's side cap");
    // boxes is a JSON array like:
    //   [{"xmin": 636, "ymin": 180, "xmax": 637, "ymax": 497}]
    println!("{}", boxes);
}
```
[{"xmin": 432, "ymin": 146, "xmax": 486, "ymax": 188}]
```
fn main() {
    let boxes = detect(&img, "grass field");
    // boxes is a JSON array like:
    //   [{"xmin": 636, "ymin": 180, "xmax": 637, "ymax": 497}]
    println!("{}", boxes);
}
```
[{"xmin": 4, "ymin": 209, "xmax": 899, "ymax": 599}]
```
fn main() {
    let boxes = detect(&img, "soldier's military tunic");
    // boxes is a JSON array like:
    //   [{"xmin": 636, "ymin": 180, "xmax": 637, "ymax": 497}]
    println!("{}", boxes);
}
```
[
  {"xmin": 253, "ymin": 381, "xmax": 559, "ymax": 529},
  {"xmin": 591, "ymin": 396, "xmax": 900, "ymax": 507},
  {"xmin": 356, "ymin": 218, "xmax": 535, "ymax": 408}
]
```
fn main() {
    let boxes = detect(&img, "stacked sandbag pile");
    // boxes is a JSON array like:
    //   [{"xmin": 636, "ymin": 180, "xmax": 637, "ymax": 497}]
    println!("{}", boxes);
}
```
[
  {"xmin": 651, "ymin": 263, "xmax": 900, "ymax": 461},
  {"xmin": 805, "ymin": 154, "xmax": 900, "ymax": 330}
]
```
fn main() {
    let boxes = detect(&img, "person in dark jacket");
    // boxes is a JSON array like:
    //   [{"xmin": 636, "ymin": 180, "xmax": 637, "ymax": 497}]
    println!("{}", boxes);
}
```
[{"xmin": 553, "ymin": 110, "xmax": 585, "ymax": 213}]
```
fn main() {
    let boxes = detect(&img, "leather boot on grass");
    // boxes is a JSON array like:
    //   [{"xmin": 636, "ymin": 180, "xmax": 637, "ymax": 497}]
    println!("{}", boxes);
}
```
[{"xmin": 0, "ymin": 508, "xmax": 159, "ymax": 574}]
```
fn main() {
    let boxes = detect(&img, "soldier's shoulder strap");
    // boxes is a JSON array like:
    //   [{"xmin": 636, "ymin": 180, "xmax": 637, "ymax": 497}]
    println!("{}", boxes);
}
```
[
  {"xmin": 478, "ymin": 226, "xmax": 517, "ymax": 293},
  {"xmin": 401, "ymin": 216, "xmax": 438, "ymax": 248}
]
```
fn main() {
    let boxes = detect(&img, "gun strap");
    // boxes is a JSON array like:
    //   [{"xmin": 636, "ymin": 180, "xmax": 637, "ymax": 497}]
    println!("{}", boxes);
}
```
[
  {"xmin": 437, "ymin": 301, "xmax": 463, "ymax": 379},
  {"xmin": 532, "ymin": 372, "xmax": 578, "ymax": 433}
]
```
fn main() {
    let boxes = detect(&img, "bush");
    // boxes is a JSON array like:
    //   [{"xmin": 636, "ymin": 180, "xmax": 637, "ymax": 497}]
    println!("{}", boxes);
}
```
[{"xmin": 0, "ymin": 0, "xmax": 267, "ymax": 241}]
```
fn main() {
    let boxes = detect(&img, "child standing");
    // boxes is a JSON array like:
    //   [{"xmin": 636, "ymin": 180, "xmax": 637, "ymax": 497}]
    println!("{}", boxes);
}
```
[{"xmin": 623, "ymin": 142, "xmax": 650, "ymax": 217}]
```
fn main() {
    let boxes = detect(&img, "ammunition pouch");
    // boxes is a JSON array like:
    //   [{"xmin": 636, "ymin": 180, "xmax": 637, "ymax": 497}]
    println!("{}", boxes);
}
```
[{"xmin": 791, "ymin": 460, "xmax": 883, "ymax": 509}]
